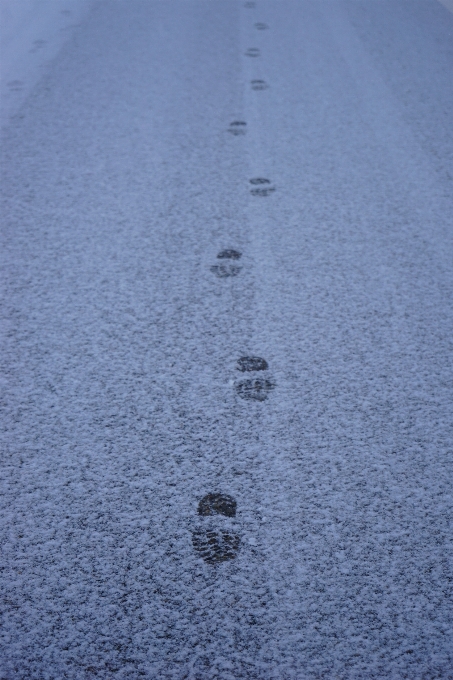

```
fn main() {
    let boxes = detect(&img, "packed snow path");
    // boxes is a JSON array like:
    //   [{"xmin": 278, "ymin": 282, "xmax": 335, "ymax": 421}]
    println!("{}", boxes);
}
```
[{"xmin": 1, "ymin": 1, "xmax": 453, "ymax": 678}]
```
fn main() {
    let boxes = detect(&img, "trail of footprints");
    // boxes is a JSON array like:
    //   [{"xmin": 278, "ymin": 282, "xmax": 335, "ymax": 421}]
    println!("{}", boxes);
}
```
[{"xmin": 193, "ymin": 2, "xmax": 273, "ymax": 564}]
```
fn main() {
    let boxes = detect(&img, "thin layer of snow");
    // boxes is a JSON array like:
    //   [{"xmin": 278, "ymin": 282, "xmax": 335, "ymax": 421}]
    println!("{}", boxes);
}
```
[
  {"xmin": 1, "ymin": 1, "xmax": 453, "ymax": 678},
  {"xmin": 0, "ymin": 0, "xmax": 93, "ymax": 129}
]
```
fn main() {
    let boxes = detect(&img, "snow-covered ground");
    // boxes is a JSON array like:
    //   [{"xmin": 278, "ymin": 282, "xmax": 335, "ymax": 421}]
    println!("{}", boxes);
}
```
[
  {"xmin": 0, "ymin": 0, "xmax": 92, "ymax": 128},
  {"xmin": 1, "ymin": 1, "xmax": 453, "ymax": 678}
]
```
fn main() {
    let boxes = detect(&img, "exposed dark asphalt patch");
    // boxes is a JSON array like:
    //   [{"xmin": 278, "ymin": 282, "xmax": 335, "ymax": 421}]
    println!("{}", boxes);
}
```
[
  {"xmin": 217, "ymin": 249, "xmax": 242, "ymax": 260},
  {"xmin": 237, "ymin": 356, "xmax": 268, "ymax": 372},
  {"xmin": 210, "ymin": 264, "xmax": 242, "ymax": 278},
  {"xmin": 198, "ymin": 493, "xmax": 237, "ymax": 517},
  {"xmin": 192, "ymin": 529, "xmax": 240, "ymax": 564},
  {"xmin": 235, "ymin": 378, "xmax": 274, "ymax": 401}
]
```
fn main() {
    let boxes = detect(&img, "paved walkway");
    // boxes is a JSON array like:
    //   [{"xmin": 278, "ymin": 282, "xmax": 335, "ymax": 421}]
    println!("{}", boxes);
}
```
[{"xmin": 1, "ymin": 1, "xmax": 453, "ymax": 678}]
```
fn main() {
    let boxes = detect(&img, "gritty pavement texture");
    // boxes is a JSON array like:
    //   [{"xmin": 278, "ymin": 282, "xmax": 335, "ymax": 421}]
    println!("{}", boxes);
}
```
[{"xmin": 1, "ymin": 1, "xmax": 453, "ymax": 678}]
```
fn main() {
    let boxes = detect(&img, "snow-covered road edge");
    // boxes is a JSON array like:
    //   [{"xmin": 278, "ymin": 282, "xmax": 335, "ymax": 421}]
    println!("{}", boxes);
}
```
[{"xmin": 1, "ymin": 0, "xmax": 93, "ymax": 130}]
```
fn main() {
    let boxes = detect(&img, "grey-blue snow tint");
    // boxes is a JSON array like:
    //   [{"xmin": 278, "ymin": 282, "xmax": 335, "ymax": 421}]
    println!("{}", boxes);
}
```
[
  {"xmin": 237, "ymin": 356, "xmax": 268, "ymax": 372},
  {"xmin": 7, "ymin": 80, "xmax": 24, "ymax": 91},
  {"xmin": 210, "ymin": 264, "xmax": 242, "ymax": 278},
  {"xmin": 245, "ymin": 48, "xmax": 260, "ymax": 57},
  {"xmin": 217, "ymin": 249, "xmax": 242, "ymax": 260},
  {"xmin": 244, "ymin": 1, "xmax": 256, "ymax": 7},
  {"xmin": 255, "ymin": 22, "xmax": 268, "ymax": 29},
  {"xmin": 236, "ymin": 378, "xmax": 274, "ymax": 401},
  {"xmin": 251, "ymin": 79, "xmax": 268, "ymax": 90},
  {"xmin": 228, "ymin": 121, "xmax": 247, "ymax": 136},
  {"xmin": 198, "ymin": 493, "xmax": 237, "ymax": 517},
  {"xmin": 192, "ymin": 529, "xmax": 240, "ymax": 564}
]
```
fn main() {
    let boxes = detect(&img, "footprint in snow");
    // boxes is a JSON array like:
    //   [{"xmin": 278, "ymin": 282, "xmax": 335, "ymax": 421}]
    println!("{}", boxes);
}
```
[
  {"xmin": 235, "ymin": 377, "xmax": 275, "ymax": 401},
  {"xmin": 249, "ymin": 177, "xmax": 275, "ymax": 196},
  {"xmin": 198, "ymin": 493, "xmax": 237, "ymax": 517},
  {"xmin": 211, "ymin": 249, "xmax": 242, "ymax": 277},
  {"xmin": 193, "ymin": 493, "xmax": 240, "ymax": 563},
  {"xmin": 235, "ymin": 356, "xmax": 275, "ymax": 401},
  {"xmin": 192, "ymin": 529, "xmax": 240, "ymax": 564},
  {"xmin": 237, "ymin": 356, "xmax": 268, "ymax": 372},
  {"xmin": 228, "ymin": 121, "xmax": 247, "ymax": 136},
  {"xmin": 251, "ymin": 79, "xmax": 268, "ymax": 90}
]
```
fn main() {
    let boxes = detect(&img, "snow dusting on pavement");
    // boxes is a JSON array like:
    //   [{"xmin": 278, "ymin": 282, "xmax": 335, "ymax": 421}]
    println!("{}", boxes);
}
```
[{"xmin": 1, "ymin": 1, "xmax": 453, "ymax": 678}]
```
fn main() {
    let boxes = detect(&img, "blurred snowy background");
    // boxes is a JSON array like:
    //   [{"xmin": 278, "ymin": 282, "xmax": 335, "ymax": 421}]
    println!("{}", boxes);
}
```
[{"xmin": 1, "ymin": 0, "xmax": 92, "ymax": 128}]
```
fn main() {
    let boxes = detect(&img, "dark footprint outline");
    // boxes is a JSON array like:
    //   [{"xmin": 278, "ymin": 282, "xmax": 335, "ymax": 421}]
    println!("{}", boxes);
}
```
[
  {"xmin": 237, "ymin": 356, "xmax": 268, "ymax": 372},
  {"xmin": 251, "ymin": 186, "xmax": 275, "ymax": 196},
  {"xmin": 192, "ymin": 529, "xmax": 240, "ymax": 564},
  {"xmin": 210, "ymin": 264, "xmax": 242, "ymax": 278},
  {"xmin": 228, "ymin": 121, "xmax": 247, "ymax": 135},
  {"xmin": 245, "ymin": 48, "xmax": 260, "ymax": 57},
  {"xmin": 235, "ymin": 377, "xmax": 275, "ymax": 401},
  {"xmin": 217, "ymin": 249, "xmax": 242, "ymax": 260},
  {"xmin": 249, "ymin": 177, "xmax": 275, "ymax": 196},
  {"xmin": 251, "ymin": 79, "xmax": 268, "ymax": 90},
  {"xmin": 198, "ymin": 493, "xmax": 237, "ymax": 517},
  {"xmin": 250, "ymin": 177, "xmax": 271, "ymax": 185}
]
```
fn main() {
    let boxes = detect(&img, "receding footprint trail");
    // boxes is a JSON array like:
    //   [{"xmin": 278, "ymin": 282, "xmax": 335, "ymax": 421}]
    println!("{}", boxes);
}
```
[
  {"xmin": 202, "ymin": 1, "xmax": 276, "ymax": 575},
  {"xmin": 3, "ymin": 0, "xmax": 453, "ymax": 675}
]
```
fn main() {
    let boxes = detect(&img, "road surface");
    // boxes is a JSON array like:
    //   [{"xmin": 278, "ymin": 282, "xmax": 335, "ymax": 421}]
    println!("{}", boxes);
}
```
[{"xmin": 1, "ymin": 1, "xmax": 453, "ymax": 678}]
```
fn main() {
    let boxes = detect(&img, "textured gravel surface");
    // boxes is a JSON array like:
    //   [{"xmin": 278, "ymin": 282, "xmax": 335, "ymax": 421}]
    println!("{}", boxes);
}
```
[{"xmin": 1, "ymin": 1, "xmax": 453, "ymax": 678}]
